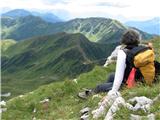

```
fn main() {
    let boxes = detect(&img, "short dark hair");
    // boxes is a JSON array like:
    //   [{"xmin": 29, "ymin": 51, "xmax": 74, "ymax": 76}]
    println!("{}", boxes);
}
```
[{"xmin": 121, "ymin": 29, "xmax": 141, "ymax": 45}]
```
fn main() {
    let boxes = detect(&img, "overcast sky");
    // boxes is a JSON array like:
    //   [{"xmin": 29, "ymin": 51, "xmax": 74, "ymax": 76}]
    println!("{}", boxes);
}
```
[{"xmin": 1, "ymin": 0, "xmax": 159, "ymax": 22}]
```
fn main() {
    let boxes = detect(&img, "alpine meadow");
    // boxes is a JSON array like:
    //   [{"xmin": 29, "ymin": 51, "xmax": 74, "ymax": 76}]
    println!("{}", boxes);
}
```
[{"xmin": 1, "ymin": 5, "xmax": 160, "ymax": 120}]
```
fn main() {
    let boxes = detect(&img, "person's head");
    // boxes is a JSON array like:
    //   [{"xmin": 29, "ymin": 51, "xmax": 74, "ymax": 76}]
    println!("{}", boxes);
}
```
[{"xmin": 121, "ymin": 29, "xmax": 141, "ymax": 46}]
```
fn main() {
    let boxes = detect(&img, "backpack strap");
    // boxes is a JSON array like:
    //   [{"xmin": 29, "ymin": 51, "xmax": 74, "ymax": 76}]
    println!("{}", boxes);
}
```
[
  {"xmin": 129, "ymin": 46, "xmax": 151, "ymax": 56},
  {"xmin": 122, "ymin": 45, "xmax": 151, "ymax": 83},
  {"xmin": 124, "ymin": 46, "xmax": 151, "ymax": 67}
]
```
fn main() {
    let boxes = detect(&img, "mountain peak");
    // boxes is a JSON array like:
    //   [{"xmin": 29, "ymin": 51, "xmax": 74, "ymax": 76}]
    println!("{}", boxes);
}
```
[
  {"xmin": 2, "ymin": 9, "xmax": 31, "ymax": 18},
  {"xmin": 2, "ymin": 9, "xmax": 62, "ymax": 23}
]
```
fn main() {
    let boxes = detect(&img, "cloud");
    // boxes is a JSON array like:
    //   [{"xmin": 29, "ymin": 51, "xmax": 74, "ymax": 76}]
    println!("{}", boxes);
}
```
[
  {"xmin": 95, "ymin": 2, "xmax": 129, "ymax": 8},
  {"xmin": 42, "ymin": 0, "xmax": 69, "ymax": 5},
  {"xmin": 0, "ymin": 0, "xmax": 159, "ymax": 21}
]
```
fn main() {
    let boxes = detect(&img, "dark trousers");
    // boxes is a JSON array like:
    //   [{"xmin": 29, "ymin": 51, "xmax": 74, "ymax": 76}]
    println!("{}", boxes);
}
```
[
  {"xmin": 93, "ymin": 61, "xmax": 160, "ymax": 93},
  {"xmin": 94, "ymin": 73, "xmax": 115, "ymax": 93}
]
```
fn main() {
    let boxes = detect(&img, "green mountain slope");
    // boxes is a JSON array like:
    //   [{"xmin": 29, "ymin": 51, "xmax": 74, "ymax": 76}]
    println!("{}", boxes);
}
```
[
  {"xmin": 1, "ymin": 16, "xmax": 154, "ymax": 42},
  {"xmin": 151, "ymin": 37, "xmax": 160, "ymax": 61},
  {"xmin": 0, "ymin": 39, "xmax": 16, "ymax": 53},
  {"xmin": 56, "ymin": 18, "xmax": 155, "ymax": 43},
  {"xmin": 2, "ymin": 37, "xmax": 160, "ymax": 120},
  {"xmin": 52, "ymin": 18, "xmax": 128, "ymax": 43},
  {"xmin": 1, "ymin": 15, "xmax": 56, "ymax": 40},
  {"xmin": 1, "ymin": 32, "xmax": 116, "ymax": 99}
]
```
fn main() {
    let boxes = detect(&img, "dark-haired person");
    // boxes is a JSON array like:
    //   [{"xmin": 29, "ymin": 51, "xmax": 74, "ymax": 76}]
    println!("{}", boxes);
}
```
[{"xmin": 78, "ymin": 29, "xmax": 160, "ymax": 99}]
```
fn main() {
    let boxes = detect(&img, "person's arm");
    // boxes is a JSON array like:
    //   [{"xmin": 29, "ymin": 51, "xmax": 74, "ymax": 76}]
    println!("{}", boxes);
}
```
[
  {"xmin": 92, "ymin": 50, "xmax": 126, "ymax": 119},
  {"xmin": 103, "ymin": 45, "xmax": 122, "ymax": 67},
  {"xmin": 111, "ymin": 50, "xmax": 126, "ymax": 91}
]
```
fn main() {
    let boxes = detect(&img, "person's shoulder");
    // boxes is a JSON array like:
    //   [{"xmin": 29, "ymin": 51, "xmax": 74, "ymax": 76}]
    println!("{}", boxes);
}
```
[
  {"xmin": 116, "ymin": 45, "xmax": 126, "ymax": 50},
  {"xmin": 118, "ymin": 49, "xmax": 126, "ymax": 55},
  {"xmin": 118, "ymin": 45, "xmax": 128, "ymax": 54}
]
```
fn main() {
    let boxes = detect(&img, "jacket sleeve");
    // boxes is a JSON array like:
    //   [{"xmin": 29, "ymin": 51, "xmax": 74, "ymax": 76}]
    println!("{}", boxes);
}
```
[
  {"xmin": 104, "ymin": 45, "xmax": 122, "ymax": 66},
  {"xmin": 111, "ymin": 50, "xmax": 126, "ymax": 91}
]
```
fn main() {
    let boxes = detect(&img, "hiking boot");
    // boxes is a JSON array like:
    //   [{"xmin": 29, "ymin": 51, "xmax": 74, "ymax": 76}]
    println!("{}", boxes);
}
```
[
  {"xmin": 78, "ymin": 89, "xmax": 94, "ymax": 99},
  {"xmin": 80, "ymin": 107, "xmax": 90, "ymax": 115},
  {"xmin": 80, "ymin": 112, "xmax": 89, "ymax": 120}
]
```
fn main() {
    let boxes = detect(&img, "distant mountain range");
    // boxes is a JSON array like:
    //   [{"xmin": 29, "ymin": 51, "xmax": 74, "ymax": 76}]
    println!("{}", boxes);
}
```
[
  {"xmin": 125, "ymin": 17, "xmax": 160, "ymax": 35},
  {"xmin": 1, "ymin": 9, "xmax": 62, "ymax": 23},
  {"xmin": 1, "ymin": 32, "xmax": 116, "ymax": 98},
  {"xmin": 1, "ymin": 9, "xmax": 154, "ymax": 42},
  {"xmin": 1, "ymin": 9, "xmax": 158, "ymax": 99}
]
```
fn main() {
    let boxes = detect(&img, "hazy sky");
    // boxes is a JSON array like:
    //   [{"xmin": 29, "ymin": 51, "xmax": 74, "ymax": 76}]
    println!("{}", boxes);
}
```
[{"xmin": 1, "ymin": 0, "xmax": 159, "ymax": 21}]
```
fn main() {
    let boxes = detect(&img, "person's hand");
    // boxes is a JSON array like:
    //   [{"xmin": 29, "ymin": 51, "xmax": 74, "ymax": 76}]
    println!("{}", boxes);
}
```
[
  {"xmin": 103, "ymin": 62, "xmax": 109, "ymax": 67},
  {"xmin": 103, "ymin": 56, "xmax": 112, "ymax": 67},
  {"xmin": 103, "ymin": 58, "xmax": 110, "ymax": 67}
]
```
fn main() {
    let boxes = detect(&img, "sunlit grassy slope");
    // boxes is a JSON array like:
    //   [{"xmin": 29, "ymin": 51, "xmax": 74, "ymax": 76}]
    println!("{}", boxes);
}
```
[{"xmin": 0, "ymin": 39, "xmax": 16, "ymax": 53}]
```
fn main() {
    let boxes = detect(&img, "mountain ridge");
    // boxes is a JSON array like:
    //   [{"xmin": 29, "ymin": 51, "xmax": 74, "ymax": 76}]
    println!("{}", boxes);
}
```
[
  {"xmin": 1, "ymin": 32, "xmax": 116, "ymax": 99},
  {"xmin": 1, "ymin": 16, "xmax": 154, "ymax": 42}
]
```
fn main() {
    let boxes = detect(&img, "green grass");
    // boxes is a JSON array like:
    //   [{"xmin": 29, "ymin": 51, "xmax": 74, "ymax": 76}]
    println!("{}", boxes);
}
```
[
  {"xmin": 151, "ymin": 37, "xmax": 160, "ymax": 61},
  {"xmin": 1, "ymin": 66, "xmax": 113, "ymax": 119},
  {"xmin": 2, "ymin": 37, "xmax": 160, "ymax": 120},
  {"xmin": 115, "ymin": 82, "xmax": 160, "ymax": 120},
  {"xmin": 2, "ymin": 64, "xmax": 160, "ymax": 120}
]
